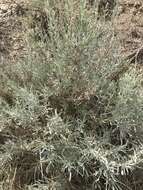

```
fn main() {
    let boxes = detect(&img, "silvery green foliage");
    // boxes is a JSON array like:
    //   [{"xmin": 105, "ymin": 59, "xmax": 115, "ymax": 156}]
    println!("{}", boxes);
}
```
[{"xmin": 0, "ymin": 1, "xmax": 143, "ymax": 190}]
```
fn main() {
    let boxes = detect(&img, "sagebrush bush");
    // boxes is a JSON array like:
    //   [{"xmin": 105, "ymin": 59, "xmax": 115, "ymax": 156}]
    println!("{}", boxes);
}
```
[{"xmin": 0, "ymin": 0, "xmax": 143, "ymax": 190}]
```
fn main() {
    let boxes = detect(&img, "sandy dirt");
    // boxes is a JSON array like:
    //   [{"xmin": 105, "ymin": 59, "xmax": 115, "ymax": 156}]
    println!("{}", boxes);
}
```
[
  {"xmin": 115, "ymin": 0, "xmax": 143, "ymax": 57},
  {"xmin": 0, "ymin": 0, "xmax": 28, "ymax": 63}
]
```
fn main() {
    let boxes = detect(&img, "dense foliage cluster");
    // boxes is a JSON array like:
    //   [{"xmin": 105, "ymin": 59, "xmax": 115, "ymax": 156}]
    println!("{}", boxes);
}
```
[{"xmin": 0, "ymin": 1, "xmax": 143, "ymax": 189}]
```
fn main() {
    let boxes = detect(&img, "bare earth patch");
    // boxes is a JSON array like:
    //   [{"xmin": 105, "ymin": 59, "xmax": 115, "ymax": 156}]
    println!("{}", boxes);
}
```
[
  {"xmin": 0, "ymin": 0, "xmax": 29, "ymax": 63},
  {"xmin": 114, "ymin": 0, "xmax": 143, "ymax": 60}
]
